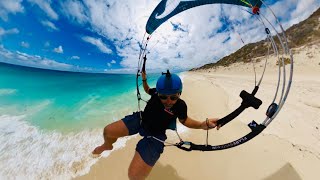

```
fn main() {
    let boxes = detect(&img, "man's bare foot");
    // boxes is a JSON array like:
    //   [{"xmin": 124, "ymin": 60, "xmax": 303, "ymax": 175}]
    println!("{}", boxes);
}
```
[{"xmin": 92, "ymin": 144, "xmax": 113, "ymax": 154}]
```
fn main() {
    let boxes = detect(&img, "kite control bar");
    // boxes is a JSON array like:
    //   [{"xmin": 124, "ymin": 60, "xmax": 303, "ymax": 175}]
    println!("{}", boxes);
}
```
[
  {"xmin": 217, "ymin": 86, "xmax": 262, "ymax": 127},
  {"xmin": 175, "ymin": 121, "xmax": 266, "ymax": 151}
]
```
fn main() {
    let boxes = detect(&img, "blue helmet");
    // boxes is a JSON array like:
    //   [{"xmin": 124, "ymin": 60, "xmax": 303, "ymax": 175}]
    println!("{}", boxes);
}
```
[{"xmin": 156, "ymin": 71, "xmax": 182, "ymax": 95}]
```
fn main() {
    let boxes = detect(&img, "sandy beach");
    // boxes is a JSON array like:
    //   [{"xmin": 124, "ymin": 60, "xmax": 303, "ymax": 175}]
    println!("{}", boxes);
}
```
[{"xmin": 75, "ymin": 42, "xmax": 320, "ymax": 180}]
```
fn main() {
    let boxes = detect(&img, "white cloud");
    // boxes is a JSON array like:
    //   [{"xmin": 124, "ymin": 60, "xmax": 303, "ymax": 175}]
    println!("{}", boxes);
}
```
[
  {"xmin": 107, "ymin": 60, "xmax": 116, "ymax": 67},
  {"xmin": 67, "ymin": 1, "xmax": 246, "ymax": 71},
  {"xmin": 60, "ymin": 0, "xmax": 89, "ymax": 24},
  {"xmin": 28, "ymin": 0, "xmax": 58, "ymax": 20},
  {"xmin": 0, "ymin": 46, "xmax": 71, "ymax": 70},
  {"xmin": 115, "ymin": 1, "xmax": 319, "ymax": 71},
  {"xmin": 0, "ymin": 0, "xmax": 24, "ymax": 21},
  {"xmin": 0, "ymin": 46, "xmax": 95, "ymax": 72},
  {"xmin": 289, "ymin": 0, "xmax": 319, "ymax": 26},
  {"xmin": 0, "ymin": 45, "xmax": 14, "ymax": 59},
  {"xmin": 81, "ymin": 36, "xmax": 112, "ymax": 54},
  {"xmin": 41, "ymin": 20, "xmax": 59, "ymax": 31},
  {"xmin": 16, "ymin": 51, "xmax": 34, "ymax": 60},
  {"xmin": 116, "ymin": 3, "xmax": 242, "ymax": 71},
  {"xmin": 53, "ymin": 45, "xmax": 63, "ymax": 53},
  {"xmin": 20, "ymin": 41, "xmax": 30, "ymax": 48},
  {"xmin": 70, "ymin": 56, "xmax": 80, "ymax": 60},
  {"xmin": 2, "ymin": 0, "xmax": 318, "ymax": 72},
  {"xmin": 0, "ymin": 28, "xmax": 19, "ymax": 36},
  {"xmin": 40, "ymin": 59, "xmax": 70, "ymax": 69}
]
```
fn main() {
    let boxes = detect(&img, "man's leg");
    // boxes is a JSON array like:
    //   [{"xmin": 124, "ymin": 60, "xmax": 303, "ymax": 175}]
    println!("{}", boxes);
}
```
[
  {"xmin": 128, "ymin": 151, "xmax": 153, "ymax": 180},
  {"xmin": 92, "ymin": 119, "xmax": 129, "ymax": 154},
  {"xmin": 128, "ymin": 136, "xmax": 165, "ymax": 180}
]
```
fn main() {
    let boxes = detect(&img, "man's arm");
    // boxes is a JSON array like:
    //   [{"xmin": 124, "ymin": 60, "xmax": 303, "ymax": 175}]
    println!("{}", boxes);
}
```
[
  {"xmin": 179, "ymin": 116, "xmax": 220, "ymax": 130},
  {"xmin": 141, "ymin": 71, "xmax": 150, "ymax": 94}
]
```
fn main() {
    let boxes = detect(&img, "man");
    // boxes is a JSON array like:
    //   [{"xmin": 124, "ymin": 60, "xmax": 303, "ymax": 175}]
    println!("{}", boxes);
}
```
[{"xmin": 93, "ymin": 70, "xmax": 220, "ymax": 180}]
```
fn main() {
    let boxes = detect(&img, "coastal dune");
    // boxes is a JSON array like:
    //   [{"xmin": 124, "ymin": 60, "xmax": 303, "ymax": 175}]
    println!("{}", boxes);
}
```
[{"xmin": 76, "ymin": 43, "xmax": 320, "ymax": 180}]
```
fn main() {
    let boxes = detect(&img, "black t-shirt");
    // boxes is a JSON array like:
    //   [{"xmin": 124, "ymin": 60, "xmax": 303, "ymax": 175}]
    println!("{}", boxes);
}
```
[{"xmin": 142, "ymin": 88, "xmax": 187, "ymax": 135}]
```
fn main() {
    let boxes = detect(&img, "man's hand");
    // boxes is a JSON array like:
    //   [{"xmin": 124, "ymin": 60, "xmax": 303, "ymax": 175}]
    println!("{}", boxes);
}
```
[{"xmin": 201, "ymin": 118, "xmax": 221, "ymax": 130}]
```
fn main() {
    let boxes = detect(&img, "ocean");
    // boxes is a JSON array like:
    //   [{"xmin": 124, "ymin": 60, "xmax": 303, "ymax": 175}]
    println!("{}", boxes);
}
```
[{"xmin": 0, "ymin": 62, "xmax": 160, "ymax": 179}]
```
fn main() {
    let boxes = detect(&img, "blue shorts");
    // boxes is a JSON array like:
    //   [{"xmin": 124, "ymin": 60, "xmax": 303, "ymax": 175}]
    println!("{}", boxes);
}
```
[{"xmin": 122, "ymin": 112, "xmax": 166, "ymax": 166}]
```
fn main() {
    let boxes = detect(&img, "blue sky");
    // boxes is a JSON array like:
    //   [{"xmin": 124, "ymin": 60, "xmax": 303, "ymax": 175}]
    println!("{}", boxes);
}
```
[{"xmin": 0, "ymin": 0, "xmax": 319, "ymax": 73}]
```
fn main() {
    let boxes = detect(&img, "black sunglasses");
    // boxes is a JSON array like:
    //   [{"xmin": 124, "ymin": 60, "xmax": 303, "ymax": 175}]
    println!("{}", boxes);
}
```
[{"xmin": 158, "ymin": 94, "xmax": 179, "ymax": 101}]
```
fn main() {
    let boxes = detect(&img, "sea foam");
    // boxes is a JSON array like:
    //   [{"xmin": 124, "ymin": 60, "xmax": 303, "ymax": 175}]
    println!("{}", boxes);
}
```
[{"xmin": 0, "ymin": 114, "xmax": 131, "ymax": 179}]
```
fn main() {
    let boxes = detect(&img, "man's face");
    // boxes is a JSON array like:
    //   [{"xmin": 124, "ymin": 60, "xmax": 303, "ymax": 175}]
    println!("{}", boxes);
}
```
[{"xmin": 158, "ymin": 93, "xmax": 180, "ymax": 109}]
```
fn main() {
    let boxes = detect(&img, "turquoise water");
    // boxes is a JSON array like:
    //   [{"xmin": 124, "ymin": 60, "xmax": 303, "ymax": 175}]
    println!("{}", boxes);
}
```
[
  {"xmin": 0, "ymin": 62, "xmax": 158, "ymax": 132},
  {"xmin": 0, "ymin": 62, "xmax": 161, "ymax": 179}
]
